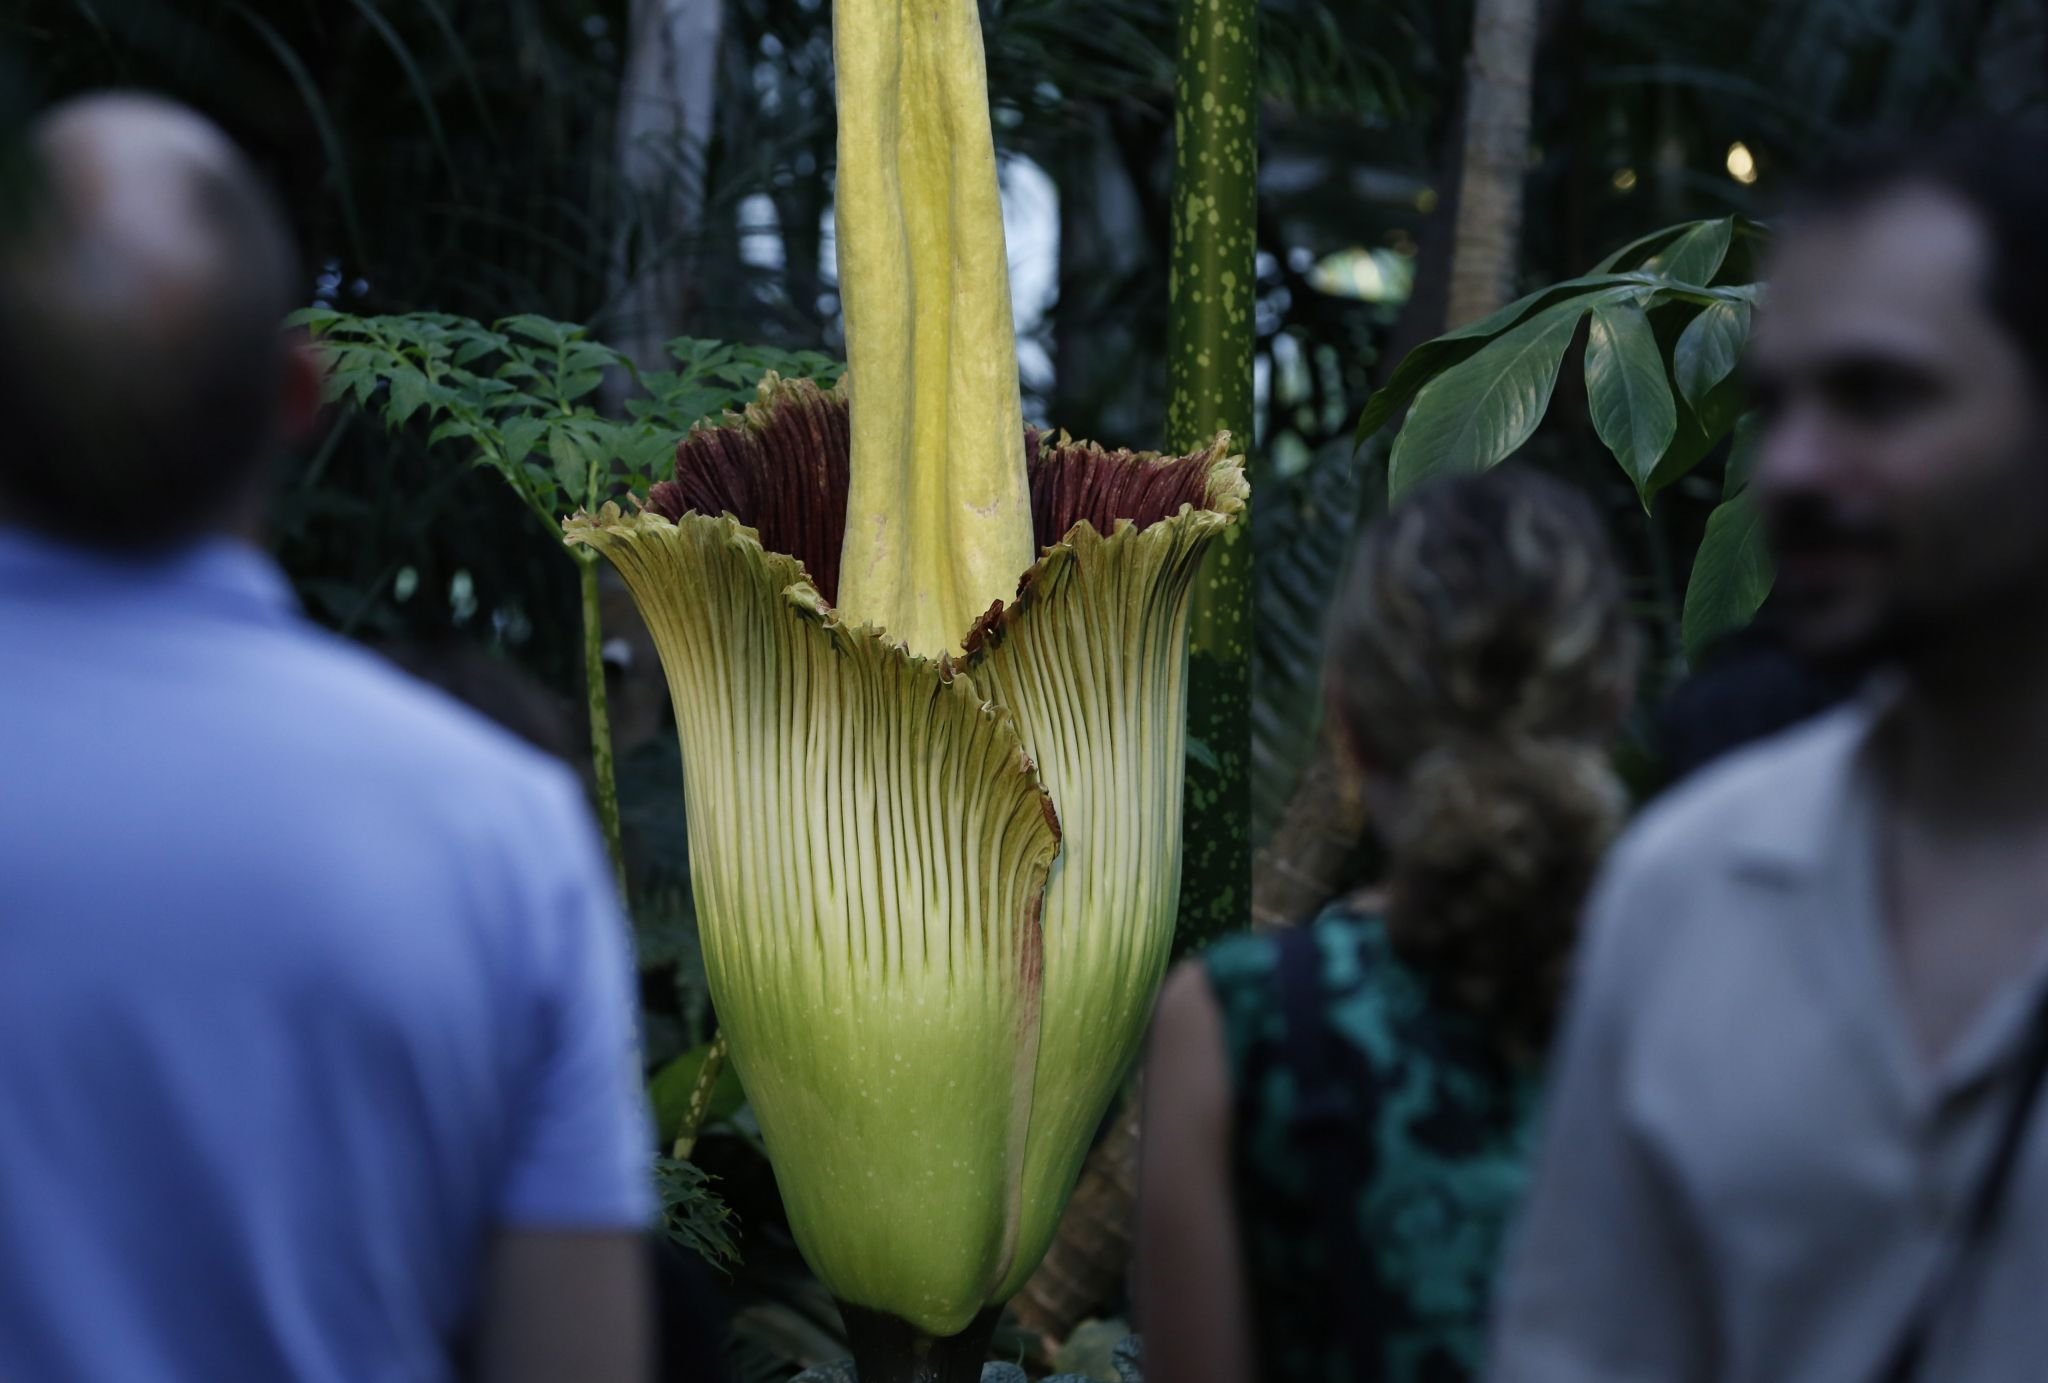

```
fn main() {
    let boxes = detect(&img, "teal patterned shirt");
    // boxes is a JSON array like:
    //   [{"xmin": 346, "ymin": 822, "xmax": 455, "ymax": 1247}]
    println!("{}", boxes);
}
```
[{"xmin": 1202, "ymin": 902, "xmax": 1542, "ymax": 1382}]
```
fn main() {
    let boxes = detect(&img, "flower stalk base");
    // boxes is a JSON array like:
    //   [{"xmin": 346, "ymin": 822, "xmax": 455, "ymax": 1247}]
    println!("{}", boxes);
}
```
[{"xmin": 838, "ymin": 1303, "xmax": 1004, "ymax": 1383}]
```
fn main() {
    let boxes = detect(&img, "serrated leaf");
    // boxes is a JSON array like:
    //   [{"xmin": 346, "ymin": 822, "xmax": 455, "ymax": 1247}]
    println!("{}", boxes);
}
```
[
  {"xmin": 668, "ymin": 336, "xmax": 730, "ymax": 368},
  {"xmin": 320, "ymin": 369, "xmax": 359, "ymax": 406},
  {"xmin": 497, "ymin": 415, "xmax": 545, "ymax": 466},
  {"xmin": 500, "ymin": 313, "xmax": 570, "ymax": 348},
  {"xmin": 1675, "ymin": 299, "xmax": 1752, "ymax": 410},
  {"xmin": 1649, "ymin": 217, "xmax": 1734, "ymax": 286},
  {"xmin": 452, "ymin": 332, "xmax": 505, "ymax": 366},
  {"xmin": 387, "ymin": 370, "xmax": 430, "ymax": 427},
  {"xmin": 558, "ymin": 369, "xmax": 606, "ymax": 402},
  {"xmin": 562, "ymin": 340, "xmax": 619, "ymax": 374},
  {"xmin": 426, "ymin": 417, "xmax": 472, "ymax": 447},
  {"xmin": 548, "ymin": 426, "xmax": 589, "ymax": 500},
  {"xmin": 1586, "ymin": 300, "xmax": 1677, "ymax": 498},
  {"xmin": 615, "ymin": 431, "xmax": 677, "ymax": 492},
  {"xmin": 1682, "ymin": 493, "xmax": 1774, "ymax": 663},
  {"xmin": 1387, "ymin": 298, "xmax": 1596, "ymax": 499},
  {"xmin": 653, "ymin": 1156, "xmax": 738, "ymax": 1271},
  {"xmin": 287, "ymin": 306, "xmax": 342, "ymax": 334}
]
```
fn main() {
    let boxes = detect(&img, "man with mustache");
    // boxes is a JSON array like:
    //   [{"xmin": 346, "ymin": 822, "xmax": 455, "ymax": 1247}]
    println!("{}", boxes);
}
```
[{"xmin": 1487, "ymin": 127, "xmax": 2048, "ymax": 1382}]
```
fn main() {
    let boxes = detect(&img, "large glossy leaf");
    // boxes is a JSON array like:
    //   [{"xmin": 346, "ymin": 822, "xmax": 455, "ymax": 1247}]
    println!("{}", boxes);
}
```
[
  {"xmin": 1648, "ymin": 217, "xmax": 1734, "ymax": 286},
  {"xmin": 1591, "ymin": 221, "xmax": 1691, "ymax": 274},
  {"xmin": 1682, "ymin": 493, "xmax": 1774, "ymax": 663},
  {"xmin": 1387, "ymin": 297, "xmax": 1596, "ymax": 499},
  {"xmin": 1675, "ymin": 299, "xmax": 1753, "ymax": 410},
  {"xmin": 1586, "ymin": 300, "xmax": 1677, "ymax": 498},
  {"xmin": 1353, "ymin": 274, "xmax": 1656, "ymax": 447}
]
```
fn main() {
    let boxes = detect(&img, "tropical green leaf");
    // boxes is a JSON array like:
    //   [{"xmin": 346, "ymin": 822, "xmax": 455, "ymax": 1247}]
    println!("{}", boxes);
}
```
[
  {"xmin": 1682, "ymin": 493, "xmax": 1774, "ymax": 663},
  {"xmin": 1353, "ymin": 334, "xmax": 1491, "ymax": 446},
  {"xmin": 1647, "ymin": 364, "xmax": 1747, "ymax": 498},
  {"xmin": 1724, "ymin": 411, "xmax": 1762, "ymax": 500},
  {"xmin": 1387, "ymin": 298, "xmax": 1595, "ymax": 499},
  {"xmin": 1675, "ymin": 299, "xmax": 1752, "ymax": 410},
  {"xmin": 1648, "ymin": 217, "xmax": 1734, "ymax": 286},
  {"xmin": 1585, "ymin": 299, "xmax": 1677, "ymax": 497},
  {"xmin": 1591, "ymin": 222, "xmax": 1691, "ymax": 274},
  {"xmin": 1355, "ymin": 275, "xmax": 1660, "ymax": 448}
]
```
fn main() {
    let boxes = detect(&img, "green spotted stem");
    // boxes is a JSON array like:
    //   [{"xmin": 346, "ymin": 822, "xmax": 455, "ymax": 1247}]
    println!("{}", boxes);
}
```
[
  {"xmin": 577, "ymin": 550, "xmax": 630, "ymax": 903},
  {"xmin": 1167, "ymin": 0, "xmax": 1256, "ymax": 943}
]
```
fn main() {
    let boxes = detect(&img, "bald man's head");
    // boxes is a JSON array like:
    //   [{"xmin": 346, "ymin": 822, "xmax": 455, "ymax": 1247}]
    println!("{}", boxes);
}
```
[{"xmin": 0, "ymin": 93, "xmax": 303, "ymax": 547}]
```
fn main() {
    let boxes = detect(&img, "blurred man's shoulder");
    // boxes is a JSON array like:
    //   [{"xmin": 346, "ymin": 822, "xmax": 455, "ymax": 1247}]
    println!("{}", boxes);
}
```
[
  {"xmin": 265, "ymin": 619, "xmax": 579, "ymax": 805},
  {"xmin": 1615, "ymin": 698, "xmax": 1873, "ymax": 883}
]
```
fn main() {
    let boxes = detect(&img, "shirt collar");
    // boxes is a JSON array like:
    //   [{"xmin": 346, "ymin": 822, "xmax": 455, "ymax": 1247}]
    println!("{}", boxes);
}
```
[
  {"xmin": 1722, "ymin": 671, "xmax": 1904, "ymax": 879},
  {"xmin": 0, "ymin": 524, "xmax": 298, "ymax": 623}
]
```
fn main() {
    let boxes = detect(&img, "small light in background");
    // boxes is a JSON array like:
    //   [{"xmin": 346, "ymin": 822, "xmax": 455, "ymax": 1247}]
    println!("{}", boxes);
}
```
[
  {"xmin": 1414, "ymin": 186, "xmax": 1439, "ymax": 214},
  {"xmin": 1612, "ymin": 166, "xmax": 1638, "ymax": 192},
  {"xmin": 1726, "ymin": 141, "xmax": 1758, "ymax": 186},
  {"xmin": 1305, "ymin": 247, "xmax": 1415, "ymax": 305}
]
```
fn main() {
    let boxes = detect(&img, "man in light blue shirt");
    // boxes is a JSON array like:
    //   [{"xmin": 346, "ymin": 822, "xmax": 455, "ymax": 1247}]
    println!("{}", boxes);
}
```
[{"xmin": 0, "ymin": 95, "xmax": 653, "ymax": 1381}]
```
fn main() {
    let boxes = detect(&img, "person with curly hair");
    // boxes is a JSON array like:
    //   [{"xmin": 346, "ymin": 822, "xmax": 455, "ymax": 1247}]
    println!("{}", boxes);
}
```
[{"xmin": 1136, "ymin": 465, "xmax": 1637, "ymax": 1383}]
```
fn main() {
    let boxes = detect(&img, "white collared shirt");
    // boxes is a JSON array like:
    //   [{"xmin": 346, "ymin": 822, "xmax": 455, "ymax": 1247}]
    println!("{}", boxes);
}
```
[{"xmin": 1488, "ymin": 688, "xmax": 2048, "ymax": 1383}]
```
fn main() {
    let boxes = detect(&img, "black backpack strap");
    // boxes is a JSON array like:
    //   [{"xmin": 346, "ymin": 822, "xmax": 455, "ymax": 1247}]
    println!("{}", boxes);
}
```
[
  {"xmin": 1875, "ymin": 982, "xmax": 2048, "ymax": 1383},
  {"xmin": 1275, "ymin": 922, "xmax": 1386, "ymax": 1375}
]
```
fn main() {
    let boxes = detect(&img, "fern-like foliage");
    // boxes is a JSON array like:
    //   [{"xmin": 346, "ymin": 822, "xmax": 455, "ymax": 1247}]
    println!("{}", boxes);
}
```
[
  {"xmin": 655, "ymin": 1155, "xmax": 740, "ymax": 1272},
  {"xmin": 292, "ymin": 309, "xmax": 842, "ymax": 532}
]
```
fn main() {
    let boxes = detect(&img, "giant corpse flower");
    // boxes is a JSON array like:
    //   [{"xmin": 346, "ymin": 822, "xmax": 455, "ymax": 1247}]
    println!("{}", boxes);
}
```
[{"xmin": 564, "ymin": 0, "xmax": 1245, "ymax": 1370}]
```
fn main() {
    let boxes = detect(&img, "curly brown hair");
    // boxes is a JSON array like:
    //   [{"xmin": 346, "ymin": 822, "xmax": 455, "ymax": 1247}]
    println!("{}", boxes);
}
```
[{"xmin": 1325, "ymin": 466, "xmax": 1636, "ymax": 1055}]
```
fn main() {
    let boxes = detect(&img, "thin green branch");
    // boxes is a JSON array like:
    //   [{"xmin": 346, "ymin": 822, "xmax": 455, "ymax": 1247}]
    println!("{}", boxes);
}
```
[
  {"xmin": 578, "ymin": 551, "xmax": 629, "ymax": 903},
  {"xmin": 671, "ymin": 1030, "xmax": 729, "ymax": 1161}
]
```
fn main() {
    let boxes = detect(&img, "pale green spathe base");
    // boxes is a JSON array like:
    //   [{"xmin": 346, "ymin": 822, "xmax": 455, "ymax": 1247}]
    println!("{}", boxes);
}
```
[
  {"xmin": 568, "ymin": 504, "xmax": 1058, "ymax": 1336},
  {"xmin": 964, "ymin": 438, "xmax": 1246, "ymax": 1300}
]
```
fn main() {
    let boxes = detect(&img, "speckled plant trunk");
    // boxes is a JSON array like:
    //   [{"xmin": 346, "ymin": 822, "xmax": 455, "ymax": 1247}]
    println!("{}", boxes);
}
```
[
  {"xmin": 1168, "ymin": 0, "xmax": 1257, "ymax": 948},
  {"xmin": 1014, "ymin": 0, "xmax": 1257, "ymax": 1343}
]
